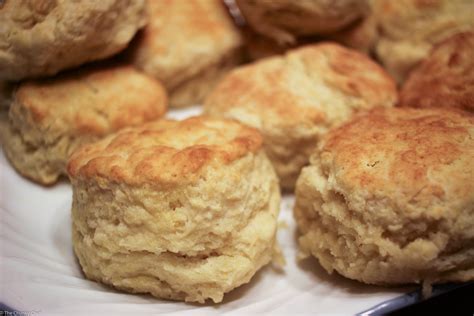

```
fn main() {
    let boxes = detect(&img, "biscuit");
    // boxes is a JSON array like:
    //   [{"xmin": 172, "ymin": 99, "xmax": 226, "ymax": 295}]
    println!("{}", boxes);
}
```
[
  {"xmin": 67, "ymin": 117, "xmax": 280, "ymax": 303},
  {"xmin": 236, "ymin": 0, "xmax": 370, "ymax": 45},
  {"xmin": 205, "ymin": 43, "xmax": 397, "ymax": 190},
  {"xmin": 400, "ymin": 32, "xmax": 474, "ymax": 113},
  {"xmin": 243, "ymin": 14, "xmax": 378, "ymax": 62},
  {"xmin": 0, "ymin": 64, "xmax": 167, "ymax": 185},
  {"xmin": 294, "ymin": 107, "xmax": 474, "ymax": 285},
  {"xmin": 0, "ymin": 0, "xmax": 146, "ymax": 81},
  {"xmin": 374, "ymin": 0, "xmax": 474, "ymax": 83},
  {"xmin": 130, "ymin": 0, "xmax": 243, "ymax": 108}
]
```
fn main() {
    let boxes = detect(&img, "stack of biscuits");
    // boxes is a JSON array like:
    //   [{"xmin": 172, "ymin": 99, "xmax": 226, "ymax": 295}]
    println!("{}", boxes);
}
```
[{"xmin": 1, "ymin": 0, "xmax": 472, "ymax": 304}]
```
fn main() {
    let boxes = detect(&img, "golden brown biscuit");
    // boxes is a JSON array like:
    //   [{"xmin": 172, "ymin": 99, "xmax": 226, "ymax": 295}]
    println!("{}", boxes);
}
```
[
  {"xmin": 236, "ymin": 0, "xmax": 370, "ymax": 44},
  {"xmin": 205, "ymin": 43, "xmax": 397, "ymax": 190},
  {"xmin": 0, "ymin": 0, "xmax": 146, "ymax": 80},
  {"xmin": 295, "ymin": 107, "xmax": 474, "ymax": 285},
  {"xmin": 67, "ymin": 116, "xmax": 280, "ymax": 303},
  {"xmin": 374, "ymin": 0, "xmax": 474, "ymax": 83},
  {"xmin": 0, "ymin": 64, "xmax": 167, "ymax": 185},
  {"xmin": 130, "ymin": 0, "xmax": 243, "ymax": 108},
  {"xmin": 400, "ymin": 32, "xmax": 474, "ymax": 113}
]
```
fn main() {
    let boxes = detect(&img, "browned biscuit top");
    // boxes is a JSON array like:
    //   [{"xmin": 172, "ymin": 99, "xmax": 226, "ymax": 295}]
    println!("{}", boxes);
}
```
[
  {"xmin": 400, "ymin": 32, "xmax": 474, "ymax": 113},
  {"xmin": 67, "ymin": 117, "xmax": 263, "ymax": 185},
  {"xmin": 318, "ymin": 107, "xmax": 474, "ymax": 213},
  {"xmin": 12, "ymin": 64, "xmax": 167, "ymax": 137},
  {"xmin": 206, "ymin": 43, "xmax": 397, "ymax": 128},
  {"xmin": 131, "ymin": 0, "xmax": 242, "ymax": 89},
  {"xmin": 0, "ymin": 0, "xmax": 147, "ymax": 80}
]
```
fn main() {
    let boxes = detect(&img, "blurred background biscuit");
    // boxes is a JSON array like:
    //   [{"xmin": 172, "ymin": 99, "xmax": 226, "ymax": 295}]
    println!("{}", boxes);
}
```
[
  {"xmin": 295, "ymin": 107, "xmax": 474, "ymax": 285},
  {"xmin": 325, "ymin": 14, "xmax": 378, "ymax": 55},
  {"xmin": 400, "ymin": 32, "xmax": 474, "ymax": 113},
  {"xmin": 374, "ymin": 0, "xmax": 474, "ymax": 83},
  {"xmin": 205, "ymin": 43, "xmax": 397, "ymax": 190},
  {"xmin": 130, "ymin": 0, "xmax": 243, "ymax": 108},
  {"xmin": 242, "ymin": 14, "xmax": 378, "ymax": 62},
  {"xmin": 0, "ymin": 63, "xmax": 167, "ymax": 184},
  {"xmin": 0, "ymin": 0, "xmax": 147, "ymax": 80},
  {"xmin": 233, "ymin": 0, "xmax": 377, "ymax": 62},
  {"xmin": 67, "ymin": 117, "xmax": 280, "ymax": 304},
  {"xmin": 235, "ymin": 0, "xmax": 370, "ymax": 45}
]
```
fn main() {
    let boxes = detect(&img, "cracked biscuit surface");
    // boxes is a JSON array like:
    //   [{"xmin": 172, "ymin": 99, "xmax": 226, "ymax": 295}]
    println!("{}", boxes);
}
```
[
  {"xmin": 0, "ymin": 64, "xmax": 167, "ymax": 185},
  {"xmin": 0, "ymin": 0, "xmax": 146, "ymax": 80},
  {"xmin": 130, "ymin": 0, "xmax": 243, "ymax": 108},
  {"xmin": 67, "ymin": 117, "xmax": 280, "ymax": 303},
  {"xmin": 294, "ymin": 107, "xmax": 474, "ymax": 285},
  {"xmin": 205, "ymin": 43, "xmax": 397, "ymax": 190}
]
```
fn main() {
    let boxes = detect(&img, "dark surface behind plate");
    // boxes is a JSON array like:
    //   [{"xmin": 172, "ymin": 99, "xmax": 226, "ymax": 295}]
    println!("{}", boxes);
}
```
[{"xmin": 359, "ymin": 282, "xmax": 474, "ymax": 315}]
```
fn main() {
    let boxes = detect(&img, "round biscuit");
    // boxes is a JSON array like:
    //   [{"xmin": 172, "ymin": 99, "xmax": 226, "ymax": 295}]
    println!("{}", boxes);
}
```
[
  {"xmin": 130, "ymin": 0, "xmax": 243, "ymax": 108},
  {"xmin": 0, "ymin": 0, "xmax": 146, "ymax": 80},
  {"xmin": 0, "ymin": 64, "xmax": 167, "ymax": 184},
  {"xmin": 67, "ymin": 116, "xmax": 280, "ymax": 303},
  {"xmin": 294, "ymin": 107, "xmax": 474, "ymax": 285},
  {"xmin": 205, "ymin": 43, "xmax": 397, "ymax": 190}
]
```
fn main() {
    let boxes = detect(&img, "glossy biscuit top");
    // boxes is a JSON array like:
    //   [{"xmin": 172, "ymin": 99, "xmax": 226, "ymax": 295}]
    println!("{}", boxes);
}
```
[{"xmin": 67, "ymin": 117, "xmax": 263, "ymax": 185}]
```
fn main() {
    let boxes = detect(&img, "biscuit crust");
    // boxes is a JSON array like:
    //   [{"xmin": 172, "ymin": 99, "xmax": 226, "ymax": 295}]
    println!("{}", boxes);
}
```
[
  {"xmin": 400, "ymin": 32, "xmax": 474, "ymax": 113},
  {"xmin": 374, "ymin": 0, "xmax": 474, "ymax": 83},
  {"xmin": 294, "ymin": 107, "xmax": 474, "ymax": 285},
  {"xmin": 205, "ymin": 43, "xmax": 397, "ymax": 189},
  {"xmin": 130, "ymin": 0, "xmax": 243, "ymax": 107},
  {"xmin": 0, "ymin": 0, "xmax": 146, "ymax": 80},
  {"xmin": 68, "ymin": 117, "xmax": 281, "ymax": 303},
  {"xmin": 68, "ymin": 117, "xmax": 263, "ymax": 185},
  {"xmin": 0, "ymin": 64, "xmax": 167, "ymax": 184}
]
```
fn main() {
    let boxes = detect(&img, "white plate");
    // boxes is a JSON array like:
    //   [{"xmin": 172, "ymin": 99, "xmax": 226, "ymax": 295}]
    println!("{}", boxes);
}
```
[{"xmin": 0, "ymin": 106, "xmax": 411, "ymax": 315}]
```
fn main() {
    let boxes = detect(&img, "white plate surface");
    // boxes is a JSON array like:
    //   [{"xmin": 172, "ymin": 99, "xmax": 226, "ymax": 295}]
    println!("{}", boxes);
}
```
[{"xmin": 0, "ymin": 106, "xmax": 410, "ymax": 315}]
